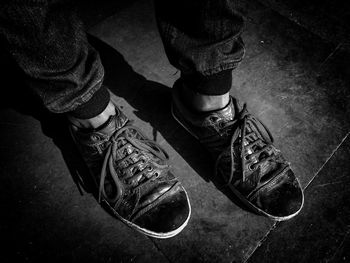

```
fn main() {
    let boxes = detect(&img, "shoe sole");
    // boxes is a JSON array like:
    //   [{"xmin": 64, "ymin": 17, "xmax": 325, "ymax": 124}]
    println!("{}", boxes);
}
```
[{"xmin": 171, "ymin": 101, "xmax": 304, "ymax": 221}]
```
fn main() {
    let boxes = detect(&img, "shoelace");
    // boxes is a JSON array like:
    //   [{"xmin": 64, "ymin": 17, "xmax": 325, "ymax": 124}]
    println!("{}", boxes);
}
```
[
  {"xmin": 215, "ymin": 104, "xmax": 275, "ymax": 186},
  {"xmin": 99, "ymin": 124, "xmax": 169, "ymax": 203}
]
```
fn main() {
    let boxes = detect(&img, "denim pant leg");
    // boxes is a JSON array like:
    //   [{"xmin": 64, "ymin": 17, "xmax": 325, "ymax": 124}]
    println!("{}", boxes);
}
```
[
  {"xmin": 0, "ymin": 0, "xmax": 107, "ymax": 118},
  {"xmin": 155, "ymin": 0, "xmax": 245, "ymax": 95}
]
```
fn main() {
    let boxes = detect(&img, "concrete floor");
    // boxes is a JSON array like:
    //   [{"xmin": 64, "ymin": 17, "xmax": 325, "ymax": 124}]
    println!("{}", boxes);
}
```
[
  {"xmin": 0, "ymin": 0, "xmax": 349, "ymax": 262},
  {"xmin": 257, "ymin": 0, "xmax": 350, "ymax": 46}
]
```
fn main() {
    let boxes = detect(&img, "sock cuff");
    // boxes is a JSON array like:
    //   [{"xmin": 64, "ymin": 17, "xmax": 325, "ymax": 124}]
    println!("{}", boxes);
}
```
[
  {"xmin": 69, "ymin": 85, "xmax": 110, "ymax": 119},
  {"xmin": 182, "ymin": 69, "xmax": 232, "ymax": 95}
]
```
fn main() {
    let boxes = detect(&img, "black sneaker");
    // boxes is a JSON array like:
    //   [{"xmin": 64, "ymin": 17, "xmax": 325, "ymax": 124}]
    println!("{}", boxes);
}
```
[
  {"xmin": 171, "ymin": 80, "xmax": 303, "ymax": 221},
  {"xmin": 70, "ymin": 102, "xmax": 191, "ymax": 238}
]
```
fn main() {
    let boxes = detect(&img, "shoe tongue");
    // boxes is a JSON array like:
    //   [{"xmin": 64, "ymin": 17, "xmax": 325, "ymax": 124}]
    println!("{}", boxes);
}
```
[
  {"xmin": 199, "ymin": 98, "xmax": 236, "ymax": 128},
  {"xmin": 184, "ymin": 98, "xmax": 235, "ymax": 128},
  {"xmin": 211, "ymin": 99, "xmax": 235, "ymax": 122}
]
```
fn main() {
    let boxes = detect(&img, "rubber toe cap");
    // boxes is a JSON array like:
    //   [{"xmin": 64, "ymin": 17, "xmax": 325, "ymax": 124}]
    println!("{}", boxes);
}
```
[{"xmin": 133, "ymin": 185, "xmax": 191, "ymax": 235}]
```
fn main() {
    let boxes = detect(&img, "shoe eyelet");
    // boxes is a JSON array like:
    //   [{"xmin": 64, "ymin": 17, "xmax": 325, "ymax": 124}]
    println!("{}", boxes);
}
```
[
  {"xmin": 248, "ymin": 163, "xmax": 256, "ymax": 171},
  {"xmin": 218, "ymin": 122, "xmax": 225, "ymax": 128}
]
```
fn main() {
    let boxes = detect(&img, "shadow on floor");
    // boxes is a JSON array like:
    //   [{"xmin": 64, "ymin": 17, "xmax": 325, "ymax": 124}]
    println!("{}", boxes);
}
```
[
  {"xmin": 0, "ymin": 51, "xmax": 96, "ymax": 197},
  {"xmin": 0, "ymin": 35, "xmax": 253, "ymax": 218}
]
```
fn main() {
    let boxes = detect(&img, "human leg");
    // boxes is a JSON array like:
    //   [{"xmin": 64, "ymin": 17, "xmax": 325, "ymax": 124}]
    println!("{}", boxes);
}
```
[
  {"xmin": 155, "ymin": 0, "xmax": 245, "ymax": 111},
  {"xmin": 0, "ymin": 0, "xmax": 108, "ymax": 119},
  {"xmin": 155, "ymin": 0, "xmax": 304, "ymax": 220},
  {"xmin": 0, "ymin": 0, "xmax": 190, "ymax": 237}
]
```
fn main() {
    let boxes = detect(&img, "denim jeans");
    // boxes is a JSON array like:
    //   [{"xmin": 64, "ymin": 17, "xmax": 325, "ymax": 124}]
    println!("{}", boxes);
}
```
[{"xmin": 0, "ymin": 0, "xmax": 245, "ymax": 117}]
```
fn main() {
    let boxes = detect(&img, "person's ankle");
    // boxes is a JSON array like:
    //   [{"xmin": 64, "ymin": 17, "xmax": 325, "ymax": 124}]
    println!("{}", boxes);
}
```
[
  {"xmin": 68, "ymin": 101, "xmax": 116, "ymax": 129},
  {"xmin": 180, "ymin": 83, "xmax": 230, "ymax": 112}
]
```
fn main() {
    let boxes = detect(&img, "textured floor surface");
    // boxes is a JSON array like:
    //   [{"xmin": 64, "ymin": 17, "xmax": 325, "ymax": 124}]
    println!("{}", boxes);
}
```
[{"xmin": 0, "ymin": 0, "xmax": 349, "ymax": 262}]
